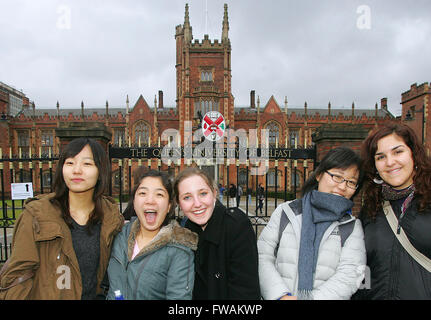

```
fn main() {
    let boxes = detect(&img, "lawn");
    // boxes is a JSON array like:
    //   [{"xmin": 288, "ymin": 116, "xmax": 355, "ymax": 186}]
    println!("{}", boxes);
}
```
[{"xmin": 0, "ymin": 199, "xmax": 25, "ymax": 222}]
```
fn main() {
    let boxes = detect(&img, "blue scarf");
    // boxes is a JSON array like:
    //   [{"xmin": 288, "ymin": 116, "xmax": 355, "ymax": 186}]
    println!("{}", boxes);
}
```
[{"xmin": 298, "ymin": 190, "xmax": 353, "ymax": 299}]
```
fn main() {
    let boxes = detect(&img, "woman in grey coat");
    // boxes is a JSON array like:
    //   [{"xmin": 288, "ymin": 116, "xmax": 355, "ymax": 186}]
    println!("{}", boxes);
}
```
[{"xmin": 107, "ymin": 169, "xmax": 198, "ymax": 300}]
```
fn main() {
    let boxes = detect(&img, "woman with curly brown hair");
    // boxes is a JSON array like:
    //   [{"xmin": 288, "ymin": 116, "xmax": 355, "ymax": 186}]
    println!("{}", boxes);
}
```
[{"xmin": 355, "ymin": 122, "xmax": 431, "ymax": 300}]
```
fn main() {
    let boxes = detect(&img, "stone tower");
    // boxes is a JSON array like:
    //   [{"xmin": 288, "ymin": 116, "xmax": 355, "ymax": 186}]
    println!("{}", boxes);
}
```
[{"xmin": 175, "ymin": 3, "xmax": 234, "ymax": 139}]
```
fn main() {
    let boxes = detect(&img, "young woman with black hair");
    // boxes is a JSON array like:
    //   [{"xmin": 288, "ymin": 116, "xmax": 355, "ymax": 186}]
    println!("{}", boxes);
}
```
[
  {"xmin": 258, "ymin": 146, "xmax": 366, "ymax": 300},
  {"xmin": 0, "ymin": 138, "xmax": 124, "ymax": 299},
  {"xmin": 107, "ymin": 168, "xmax": 197, "ymax": 300}
]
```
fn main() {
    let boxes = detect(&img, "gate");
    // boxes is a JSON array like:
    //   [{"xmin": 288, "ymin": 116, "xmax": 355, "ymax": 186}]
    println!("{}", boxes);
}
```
[
  {"xmin": 0, "ymin": 143, "xmax": 316, "ymax": 262},
  {"xmin": 0, "ymin": 150, "xmax": 58, "ymax": 262},
  {"xmin": 108, "ymin": 144, "xmax": 316, "ymax": 239}
]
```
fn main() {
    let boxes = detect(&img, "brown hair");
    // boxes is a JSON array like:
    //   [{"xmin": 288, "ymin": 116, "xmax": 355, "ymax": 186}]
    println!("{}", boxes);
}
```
[
  {"xmin": 173, "ymin": 167, "xmax": 217, "ymax": 203},
  {"xmin": 361, "ymin": 122, "xmax": 431, "ymax": 219}
]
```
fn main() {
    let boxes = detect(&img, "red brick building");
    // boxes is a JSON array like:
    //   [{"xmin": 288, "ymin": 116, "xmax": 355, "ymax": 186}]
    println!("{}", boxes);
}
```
[
  {"xmin": 401, "ymin": 82, "xmax": 431, "ymax": 155},
  {"xmin": 1, "ymin": 4, "xmax": 398, "ymax": 196}
]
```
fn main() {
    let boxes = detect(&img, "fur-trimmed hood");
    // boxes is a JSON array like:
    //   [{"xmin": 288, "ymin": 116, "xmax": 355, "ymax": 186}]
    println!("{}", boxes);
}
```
[{"xmin": 126, "ymin": 218, "xmax": 198, "ymax": 261}]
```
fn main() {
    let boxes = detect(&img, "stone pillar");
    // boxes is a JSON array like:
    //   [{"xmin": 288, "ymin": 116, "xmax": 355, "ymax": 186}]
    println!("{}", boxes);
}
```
[
  {"xmin": 312, "ymin": 124, "xmax": 369, "ymax": 216},
  {"xmin": 55, "ymin": 122, "xmax": 112, "ymax": 153}
]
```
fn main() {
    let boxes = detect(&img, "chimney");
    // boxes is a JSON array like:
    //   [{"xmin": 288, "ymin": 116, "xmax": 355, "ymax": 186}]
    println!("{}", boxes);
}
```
[
  {"xmin": 381, "ymin": 97, "xmax": 388, "ymax": 110},
  {"xmin": 250, "ymin": 90, "xmax": 255, "ymax": 108},
  {"xmin": 158, "ymin": 90, "xmax": 164, "ymax": 109}
]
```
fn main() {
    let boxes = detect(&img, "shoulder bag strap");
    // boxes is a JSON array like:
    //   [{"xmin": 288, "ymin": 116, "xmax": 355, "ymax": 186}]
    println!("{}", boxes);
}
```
[{"xmin": 383, "ymin": 201, "xmax": 431, "ymax": 272}]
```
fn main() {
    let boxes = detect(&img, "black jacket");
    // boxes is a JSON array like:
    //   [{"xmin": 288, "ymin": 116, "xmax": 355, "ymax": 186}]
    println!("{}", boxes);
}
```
[
  {"xmin": 184, "ymin": 201, "xmax": 261, "ymax": 300},
  {"xmin": 354, "ymin": 197, "xmax": 431, "ymax": 300}
]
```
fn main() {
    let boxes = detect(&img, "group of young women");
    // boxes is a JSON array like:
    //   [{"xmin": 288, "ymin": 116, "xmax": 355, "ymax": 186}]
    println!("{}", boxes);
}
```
[{"xmin": 0, "ymin": 121, "xmax": 430, "ymax": 300}]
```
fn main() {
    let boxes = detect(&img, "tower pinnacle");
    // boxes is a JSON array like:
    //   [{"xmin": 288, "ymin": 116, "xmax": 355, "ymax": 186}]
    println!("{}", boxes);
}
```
[{"xmin": 222, "ymin": 3, "xmax": 229, "ymax": 43}]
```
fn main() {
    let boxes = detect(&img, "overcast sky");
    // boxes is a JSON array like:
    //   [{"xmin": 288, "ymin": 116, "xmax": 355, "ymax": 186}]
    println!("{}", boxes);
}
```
[{"xmin": 1, "ymin": 0, "xmax": 430, "ymax": 116}]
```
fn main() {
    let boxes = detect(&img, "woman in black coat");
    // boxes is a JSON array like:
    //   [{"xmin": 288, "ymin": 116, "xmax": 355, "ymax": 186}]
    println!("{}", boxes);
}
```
[
  {"xmin": 174, "ymin": 168, "xmax": 260, "ymax": 300},
  {"xmin": 355, "ymin": 122, "xmax": 431, "ymax": 299}
]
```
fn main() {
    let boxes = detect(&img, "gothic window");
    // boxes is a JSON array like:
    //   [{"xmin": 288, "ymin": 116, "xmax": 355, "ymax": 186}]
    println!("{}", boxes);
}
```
[
  {"xmin": 15, "ymin": 170, "xmax": 32, "ymax": 183},
  {"xmin": 289, "ymin": 130, "xmax": 299, "ymax": 147},
  {"xmin": 194, "ymin": 99, "xmax": 218, "ymax": 118},
  {"xmin": 239, "ymin": 169, "xmax": 248, "ymax": 186},
  {"xmin": 112, "ymin": 170, "xmax": 123, "ymax": 189},
  {"xmin": 201, "ymin": 71, "xmax": 213, "ymax": 82},
  {"xmin": 114, "ymin": 128, "xmax": 125, "ymax": 146},
  {"xmin": 17, "ymin": 130, "xmax": 30, "ymax": 157},
  {"xmin": 41, "ymin": 130, "xmax": 54, "ymax": 155},
  {"xmin": 268, "ymin": 169, "xmax": 282, "ymax": 186},
  {"xmin": 42, "ymin": 171, "xmax": 52, "ymax": 189},
  {"xmin": 134, "ymin": 122, "xmax": 150, "ymax": 146},
  {"xmin": 290, "ymin": 170, "xmax": 301, "ymax": 188},
  {"xmin": 265, "ymin": 122, "xmax": 280, "ymax": 147}
]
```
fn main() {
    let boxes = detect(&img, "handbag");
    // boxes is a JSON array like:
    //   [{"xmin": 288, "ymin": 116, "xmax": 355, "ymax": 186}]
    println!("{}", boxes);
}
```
[{"xmin": 383, "ymin": 201, "xmax": 431, "ymax": 272}]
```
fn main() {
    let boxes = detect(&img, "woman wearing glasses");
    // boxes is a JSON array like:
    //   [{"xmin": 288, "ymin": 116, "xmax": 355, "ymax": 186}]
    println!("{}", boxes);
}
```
[{"xmin": 258, "ymin": 147, "xmax": 366, "ymax": 300}]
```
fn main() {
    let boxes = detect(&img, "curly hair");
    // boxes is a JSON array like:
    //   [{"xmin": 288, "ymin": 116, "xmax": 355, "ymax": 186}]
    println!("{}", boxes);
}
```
[{"xmin": 361, "ymin": 122, "xmax": 431, "ymax": 219}]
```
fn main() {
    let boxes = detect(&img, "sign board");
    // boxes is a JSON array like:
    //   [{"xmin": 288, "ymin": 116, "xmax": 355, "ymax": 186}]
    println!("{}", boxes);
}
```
[
  {"xmin": 202, "ymin": 111, "xmax": 225, "ymax": 141},
  {"xmin": 11, "ymin": 183, "xmax": 34, "ymax": 200}
]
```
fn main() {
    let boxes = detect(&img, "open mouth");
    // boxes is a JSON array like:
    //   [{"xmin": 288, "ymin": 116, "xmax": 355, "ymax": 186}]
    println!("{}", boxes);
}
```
[{"xmin": 144, "ymin": 210, "xmax": 157, "ymax": 224}]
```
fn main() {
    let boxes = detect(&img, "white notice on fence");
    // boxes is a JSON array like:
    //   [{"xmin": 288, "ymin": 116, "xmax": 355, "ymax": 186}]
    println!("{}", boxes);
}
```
[{"xmin": 11, "ymin": 183, "xmax": 34, "ymax": 200}]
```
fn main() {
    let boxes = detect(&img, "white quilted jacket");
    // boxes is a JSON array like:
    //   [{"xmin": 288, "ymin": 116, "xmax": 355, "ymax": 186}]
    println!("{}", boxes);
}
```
[{"xmin": 258, "ymin": 200, "xmax": 366, "ymax": 300}]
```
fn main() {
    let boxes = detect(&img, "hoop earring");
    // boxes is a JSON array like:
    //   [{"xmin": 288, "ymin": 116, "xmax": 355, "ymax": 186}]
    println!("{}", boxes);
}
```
[{"xmin": 373, "ymin": 172, "xmax": 384, "ymax": 185}]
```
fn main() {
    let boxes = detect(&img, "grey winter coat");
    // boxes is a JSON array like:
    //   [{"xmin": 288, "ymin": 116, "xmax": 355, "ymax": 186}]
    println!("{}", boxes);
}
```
[
  {"xmin": 258, "ymin": 199, "xmax": 366, "ymax": 300},
  {"xmin": 106, "ymin": 218, "xmax": 198, "ymax": 300}
]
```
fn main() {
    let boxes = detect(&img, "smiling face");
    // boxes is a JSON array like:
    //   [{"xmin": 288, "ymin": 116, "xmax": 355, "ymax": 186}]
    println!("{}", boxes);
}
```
[
  {"xmin": 374, "ymin": 133, "xmax": 415, "ymax": 190},
  {"xmin": 133, "ymin": 176, "xmax": 171, "ymax": 232},
  {"xmin": 62, "ymin": 144, "xmax": 99, "ymax": 196},
  {"xmin": 316, "ymin": 165, "xmax": 359, "ymax": 199},
  {"xmin": 177, "ymin": 174, "xmax": 217, "ymax": 228}
]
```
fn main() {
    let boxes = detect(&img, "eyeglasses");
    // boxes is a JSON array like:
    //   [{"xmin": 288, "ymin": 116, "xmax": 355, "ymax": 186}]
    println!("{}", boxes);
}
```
[{"xmin": 325, "ymin": 171, "xmax": 358, "ymax": 190}]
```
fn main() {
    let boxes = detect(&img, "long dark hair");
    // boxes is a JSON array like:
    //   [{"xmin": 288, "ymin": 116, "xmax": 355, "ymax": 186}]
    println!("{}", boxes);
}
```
[
  {"xmin": 123, "ymin": 168, "xmax": 176, "ymax": 227},
  {"xmin": 301, "ymin": 146, "xmax": 363, "ymax": 199},
  {"xmin": 52, "ymin": 138, "xmax": 110, "ymax": 229},
  {"xmin": 361, "ymin": 122, "xmax": 431, "ymax": 218}
]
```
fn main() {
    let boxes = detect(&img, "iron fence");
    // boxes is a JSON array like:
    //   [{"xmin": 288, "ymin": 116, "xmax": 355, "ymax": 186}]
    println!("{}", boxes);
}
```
[{"xmin": 0, "ymin": 144, "xmax": 315, "ymax": 262}]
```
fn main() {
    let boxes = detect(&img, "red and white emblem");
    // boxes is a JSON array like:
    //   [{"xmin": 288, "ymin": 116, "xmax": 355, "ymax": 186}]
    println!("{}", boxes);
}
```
[{"xmin": 202, "ymin": 111, "xmax": 225, "ymax": 141}]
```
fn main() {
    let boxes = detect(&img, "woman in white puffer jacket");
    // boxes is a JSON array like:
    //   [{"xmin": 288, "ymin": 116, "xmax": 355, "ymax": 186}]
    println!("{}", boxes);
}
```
[{"xmin": 258, "ymin": 147, "xmax": 366, "ymax": 300}]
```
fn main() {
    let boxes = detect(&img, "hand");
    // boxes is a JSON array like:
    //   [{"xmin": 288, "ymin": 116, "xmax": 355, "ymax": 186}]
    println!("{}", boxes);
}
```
[{"xmin": 280, "ymin": 295, "xmax": 297, "ymax": 300}]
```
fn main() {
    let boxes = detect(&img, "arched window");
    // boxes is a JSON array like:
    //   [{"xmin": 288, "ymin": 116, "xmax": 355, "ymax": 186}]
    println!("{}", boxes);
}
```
[
  {"xmin": 290, "ymin": 170, "xmax": 301, "ymax": 188},
  {"xmin": 268, "ymin": 169, "xmax": 282, "ymax": 186},
  {"xmin": 239, "ymin": 169, "xmax": 248, "ymax": 186},
  {"xmin": 112, "ymin": 169, "xmax": 124, "ymax": 190},
  {"xmin": 195, "ymin": 99, "xmax": 219, "ymax": 117},
  {"xmin": 42, "ymin": 171, "xmax": 52, "ymax": 189},
  {"xmin": 201, "ymin": 71, "xmax": 213, "ymax": 82},
  {"xmin": 15, "ymin": 170, "xmax": 32, "ymax": 183},
  {"xmin": 265, "ymin": 122, "xmax": 280, "ymax": 147},
  {"xmin": 289, "ymin": 130, "xmax": 299, "ymax": 147},
  {"xmin": 134, "ymin": 122, "xmax": 150, "ymax": 146}
]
